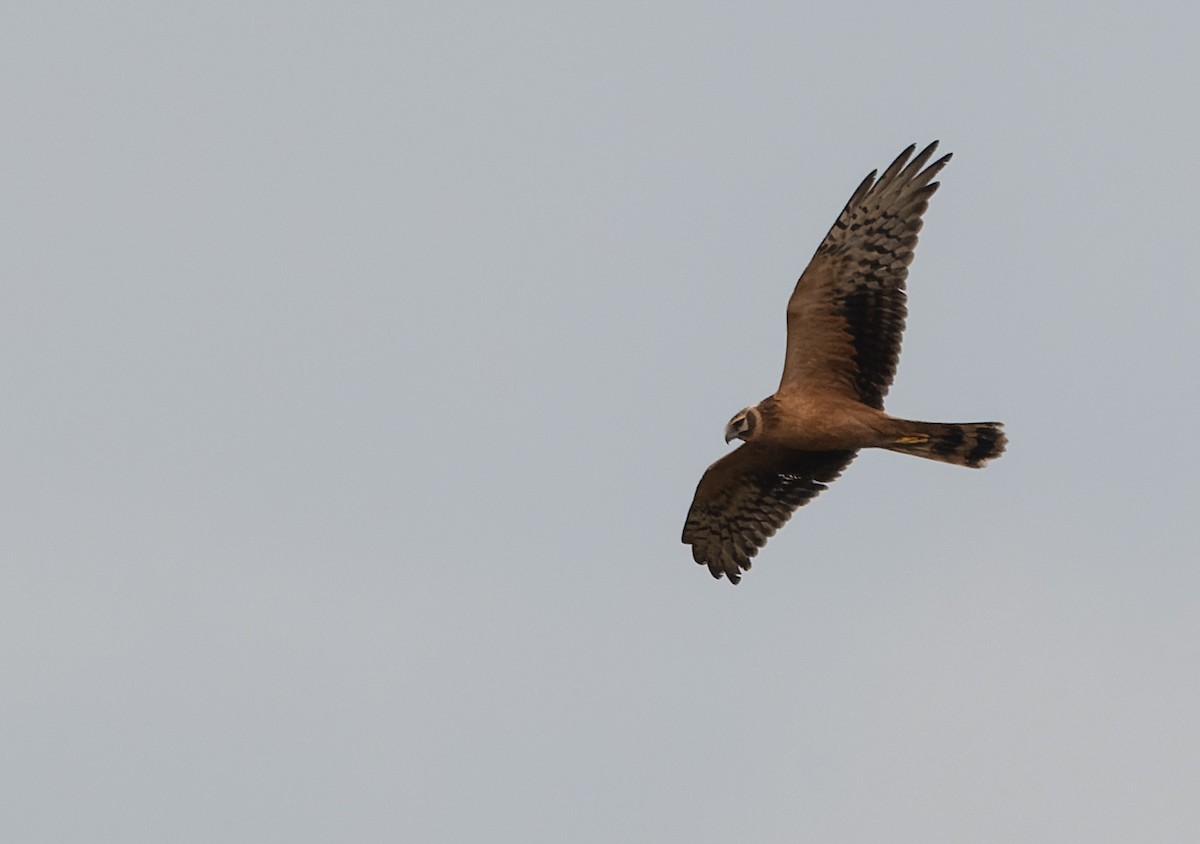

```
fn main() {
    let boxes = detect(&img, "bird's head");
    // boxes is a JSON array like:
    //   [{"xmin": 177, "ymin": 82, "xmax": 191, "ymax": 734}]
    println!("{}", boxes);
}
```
[{"xmin": 724, "ymin": 406, "xmax": 763, "ymax": 444}]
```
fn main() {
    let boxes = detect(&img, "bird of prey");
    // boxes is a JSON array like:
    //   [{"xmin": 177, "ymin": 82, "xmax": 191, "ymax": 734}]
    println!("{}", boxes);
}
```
[{"xmin": 682, "ymin": 141, "xmax": 1006, "ymax": 584}]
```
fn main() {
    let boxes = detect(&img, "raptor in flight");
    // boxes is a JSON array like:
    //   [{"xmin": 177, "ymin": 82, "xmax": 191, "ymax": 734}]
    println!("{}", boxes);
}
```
[{"xmin": 682, "ymin": 142, "xmax": 1006, "ymax": 584}]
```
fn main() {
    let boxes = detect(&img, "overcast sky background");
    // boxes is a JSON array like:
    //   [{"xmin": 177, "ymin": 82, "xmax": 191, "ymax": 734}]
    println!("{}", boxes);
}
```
[{"xmin": 4, "ymin": 2, "xmax": 1199, "ymax": 842}]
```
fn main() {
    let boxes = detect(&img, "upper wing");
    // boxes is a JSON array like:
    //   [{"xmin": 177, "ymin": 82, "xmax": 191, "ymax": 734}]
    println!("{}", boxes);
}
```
[
  {"xmin": 681, "ymin": 444, "xmax": 857, "ymax": 584},
  {"xmin": 779, "ymin": 142, "xmax": 951, "ymax": 408}
]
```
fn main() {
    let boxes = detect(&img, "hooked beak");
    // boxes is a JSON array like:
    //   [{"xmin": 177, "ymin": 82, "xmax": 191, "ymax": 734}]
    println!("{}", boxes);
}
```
[{"xmin": 724, "ymin": 428, "xmax": 737, "ymax": 444}]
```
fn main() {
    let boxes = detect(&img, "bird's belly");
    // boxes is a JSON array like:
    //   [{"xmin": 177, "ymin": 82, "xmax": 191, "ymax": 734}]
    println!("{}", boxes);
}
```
[{"xmin": 764, "ymin": 402, "xmax": 893, "ymax": 451}]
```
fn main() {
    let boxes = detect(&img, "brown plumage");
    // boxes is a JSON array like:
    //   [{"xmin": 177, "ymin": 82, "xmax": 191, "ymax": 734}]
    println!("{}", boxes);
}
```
[{"xmin": 682, "ymin": 142, "xmax": 1006, "ymax": 584}]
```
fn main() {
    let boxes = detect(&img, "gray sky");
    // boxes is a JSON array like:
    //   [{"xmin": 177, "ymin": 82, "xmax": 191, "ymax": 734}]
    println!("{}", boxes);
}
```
[{"xmin": 4, "ymin": 2, "xmax": 1199, "ymax": 842}]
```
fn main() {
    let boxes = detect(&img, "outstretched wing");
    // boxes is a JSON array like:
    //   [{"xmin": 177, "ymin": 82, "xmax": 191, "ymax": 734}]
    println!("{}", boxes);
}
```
[
  {"xmin": 682, "ymin": 444, "xmax": 856, "ymax": 584},
  {"xmin": 779, "ymin": 141, "xmax": 951, "ymax": 408}
]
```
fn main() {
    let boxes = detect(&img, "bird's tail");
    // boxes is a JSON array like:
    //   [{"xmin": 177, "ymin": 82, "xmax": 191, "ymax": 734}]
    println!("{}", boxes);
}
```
[{"xmin": 884, "ymin": 421, "xmax": 1006, "ymax": 468}]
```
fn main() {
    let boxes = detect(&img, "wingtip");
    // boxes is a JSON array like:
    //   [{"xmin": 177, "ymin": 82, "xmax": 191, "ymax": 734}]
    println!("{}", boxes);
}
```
[
  {"xmin": 700, "ymin": 556, "xmax": 745, "ymax": 585},
  {"xmin": 915, "ymin": 140, "xmax": 951, "ymax": 159},
  {"xmin": 924, "ymin": 140, "xmax": 952, "ymax": 165}
]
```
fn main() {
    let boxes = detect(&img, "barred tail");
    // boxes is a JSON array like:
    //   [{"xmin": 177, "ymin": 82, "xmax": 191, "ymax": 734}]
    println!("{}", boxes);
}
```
[{"xmin": 885, "ymin": 421, "xmax": 1007, "ymax": 468}]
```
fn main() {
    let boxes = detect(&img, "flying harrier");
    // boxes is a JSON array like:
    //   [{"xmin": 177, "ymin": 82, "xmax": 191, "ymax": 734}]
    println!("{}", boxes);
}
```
[{"xmin": 682, "ymin": 142, "xmax": 1006, "ymax": 584}]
